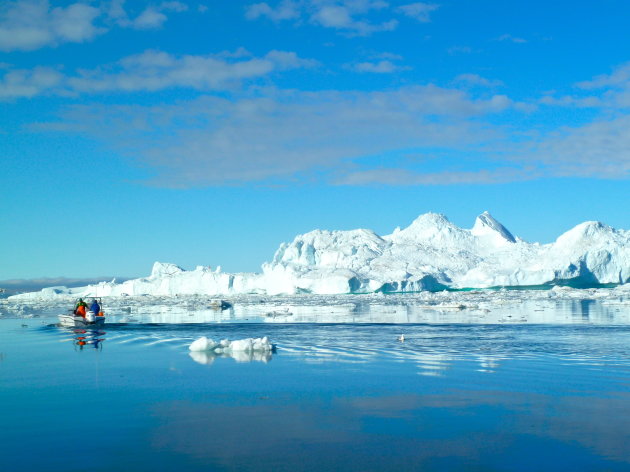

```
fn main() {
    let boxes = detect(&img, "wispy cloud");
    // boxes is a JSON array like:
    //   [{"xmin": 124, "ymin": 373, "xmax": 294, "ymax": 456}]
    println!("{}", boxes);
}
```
[
  {"xmin": 576, "ymin": 62, "xmax": 630, "ymax": 90},
  {"xmin": 0, "ymin": 0, "xmax": 103, "ymax": 51},
  {"xmin": 246, "ymin": 0, "xmax": 301, "ymax": 21},
  {"xmin": 454, "ymin": 73, "xmax": 503, "ymax": 88},
  {"xmin": 538, "ymin": 61, "xmax": 630, "ymax": 110},
  {"xmin": 15, "ymin": 51, "xmax": 630, "ymax": 187},
  {"xmin": 105, "ymin": 0, "xmax": 189, "ymax": 30},
  {"xmin": 32, "ymin": 85, "xmax": 517, "ymax": 186},
  {"xmin": 0, "ymin": 65, "xmax": 63, "ymax": 99},
  {"xmin": 395, "ymin": 2, "xmax": 439, "ymax": 23},
  {"xmin": 495, "ymin": 33, "xmax": 527, "ymax": 44},
  {"xmin": 0, "ymin": 0, "xmax": 189, "ymax": 52},
  {"xmin": 350, "ymin": 60, "xmax": 408, "ymax": 73},
  {"xmin": 246, "ymin": 0, "xmax": 437, "ymax": 36},
  {"xmin": 311, "ymin": 3, "xmax": 397, "ymax": 36},
  {"xmin": 532, "ymin": 115, "xmax": 630, "ymax": 178},
  {"xmin": 68, "ymin": 49, "xmax": 317, "ymax": 93},
  {"xmin": 29, "ymin": 69, "xmax": 630, "ymax": 187},
  {"xmin": 336, "ymin": 167, "xmax": 535, "ymax": 185},
  {"xmin": 130, "ymin": 2, "xmax": 188, "ymax": 30},
  {"xmin": 0, "ymin": 49, "xmax": 317, "ymax": 98}
]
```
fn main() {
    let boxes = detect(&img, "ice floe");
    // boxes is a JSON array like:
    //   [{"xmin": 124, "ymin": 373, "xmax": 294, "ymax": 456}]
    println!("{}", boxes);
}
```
[
  {"xmin": 3, "ymin": 284, "xmax": 630, "ymax": 324},
  {"xmin": 188, "ymin": 336, "xmax": 274, "ymax": 364},
  {"xmin": 189, "ymin": 336, "xmax": 273, "ymax": 353}
]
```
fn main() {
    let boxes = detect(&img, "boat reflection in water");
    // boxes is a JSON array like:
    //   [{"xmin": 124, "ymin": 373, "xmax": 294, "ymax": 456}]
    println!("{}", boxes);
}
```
[{"xmin": 70, "ymin": 328, "xmax": 106, "ymax": 351}]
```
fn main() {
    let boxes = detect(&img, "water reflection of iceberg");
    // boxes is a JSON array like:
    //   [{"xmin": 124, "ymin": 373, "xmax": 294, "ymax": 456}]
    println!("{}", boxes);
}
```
[
  {"xmin": 476, "ymin": 355, "xmax": 506, "ymax": 373},
  {"xmin": 414, "ymin": 353, "xmax": 453, "ymax": 377},
  {"xmin": 189, "ymin": 350, "xmax": 272, "ymax": 365}
]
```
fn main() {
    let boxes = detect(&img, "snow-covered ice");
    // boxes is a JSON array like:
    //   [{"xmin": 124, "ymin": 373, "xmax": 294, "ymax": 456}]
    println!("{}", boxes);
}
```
[
  {"xmin": 2, "ymin": 283, "xmax": 629, "ymax": 325},
  {"xmin": 189, "ymin": 336, "xmax": 273, "ymax": 353},
  {"xmin": 188, "ymin": 336, "xmax": 274, "ymax": 363},
  {"xmin": 8, "ymin": 211, "xmax": 630, "ymax": 299}
]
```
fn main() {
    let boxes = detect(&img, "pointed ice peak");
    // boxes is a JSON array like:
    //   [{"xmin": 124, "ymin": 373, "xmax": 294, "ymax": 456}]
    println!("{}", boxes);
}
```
[
  {"xmin": 571, "ymin": 220, "xmax": 606, "ymax": 233},
  {"xmin": 471, "ymin": 211, "xmax": 516, "ymax": 243}
]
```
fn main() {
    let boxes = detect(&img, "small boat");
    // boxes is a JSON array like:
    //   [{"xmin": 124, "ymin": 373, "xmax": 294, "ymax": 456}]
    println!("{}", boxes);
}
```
[
  {"xmin": 58, "ymin": 312, "xmax": 106, "ymax": 327},
  {"xmin": 58, "ymin": 297, "xmax": 106, "ymax": 327}
]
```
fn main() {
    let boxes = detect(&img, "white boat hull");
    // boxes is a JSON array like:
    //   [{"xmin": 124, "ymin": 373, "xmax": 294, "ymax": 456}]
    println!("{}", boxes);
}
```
[{"xmin": 58, "ymin": 314, "xmax": 106, "ymax": 327}]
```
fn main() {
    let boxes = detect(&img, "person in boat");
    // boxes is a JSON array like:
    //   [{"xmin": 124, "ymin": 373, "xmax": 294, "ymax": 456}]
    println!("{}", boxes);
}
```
[
  {"xmin": 74, "ymin": 298, "xmax": 88, "ymax": 317},
  {"xmin": 90, "ymin": 299, "xmax": 101, "ymax": 316}
]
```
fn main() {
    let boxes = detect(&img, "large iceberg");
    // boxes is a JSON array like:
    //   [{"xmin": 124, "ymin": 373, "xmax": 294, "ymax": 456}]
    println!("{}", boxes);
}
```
[{"xmin": 9, "ymin": 212, "xmax": 630, "ymax": 299}]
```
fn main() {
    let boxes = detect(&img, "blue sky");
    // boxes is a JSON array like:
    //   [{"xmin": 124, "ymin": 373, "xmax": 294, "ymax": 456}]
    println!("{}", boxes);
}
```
[{"xmin": 1, "ymin": 0, "xmax": 629, "ymax": 280}]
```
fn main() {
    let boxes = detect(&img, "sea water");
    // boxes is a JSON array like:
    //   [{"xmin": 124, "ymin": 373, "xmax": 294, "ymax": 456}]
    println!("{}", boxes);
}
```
[{"xmin": 1, "ymin": 300, "xmax": 630, "ymax": 471}]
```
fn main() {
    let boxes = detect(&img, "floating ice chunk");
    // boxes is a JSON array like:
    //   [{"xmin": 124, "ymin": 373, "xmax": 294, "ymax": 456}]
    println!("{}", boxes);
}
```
[
  {"xmin": 189, "ymin": 336, "xmax": 273, "ymax": 353},
  {"xmin": 188, "ymin": 336, "xmax": 274, "ymax": 364},
  {"xmin": 189, "ymin": 336, "xmax": 219, "ymax": 352}
]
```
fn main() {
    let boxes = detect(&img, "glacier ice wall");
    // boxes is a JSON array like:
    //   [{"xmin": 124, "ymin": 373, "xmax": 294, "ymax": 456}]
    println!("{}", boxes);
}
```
[{"xmin": 10, "ymin": 211, "xmax": 630, "ymax": 300}]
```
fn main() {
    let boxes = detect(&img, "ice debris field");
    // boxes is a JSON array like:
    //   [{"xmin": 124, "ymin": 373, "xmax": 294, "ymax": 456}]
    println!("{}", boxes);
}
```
[
  {"xmin": 6, "ymin": 211, "xmax": 630, "ymax": 301},
  {"xmin": 4, "ymin": 284, "xmax": 630, "ymax": 325}
]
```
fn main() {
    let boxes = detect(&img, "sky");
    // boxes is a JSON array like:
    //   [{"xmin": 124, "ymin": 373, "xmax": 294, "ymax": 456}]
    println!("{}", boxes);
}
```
[{"xmin": 1, "ymin": 0, "xmax": 629, "ymax": 280}]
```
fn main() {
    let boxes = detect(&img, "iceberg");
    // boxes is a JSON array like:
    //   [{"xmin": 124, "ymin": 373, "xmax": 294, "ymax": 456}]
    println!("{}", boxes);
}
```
[
  {"xmin": 189, "ymin": 336, "xmax": 273, "ymax": 353},
  {"xmin": 9, "ymin": 211, "xmax": 629, "ymax": 300}
]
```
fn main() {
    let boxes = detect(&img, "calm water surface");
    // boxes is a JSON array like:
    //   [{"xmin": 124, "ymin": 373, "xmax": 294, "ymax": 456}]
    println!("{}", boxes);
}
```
[{"xmin": 2, "ymin": 304, "xmax": 630, "ymax": 471}]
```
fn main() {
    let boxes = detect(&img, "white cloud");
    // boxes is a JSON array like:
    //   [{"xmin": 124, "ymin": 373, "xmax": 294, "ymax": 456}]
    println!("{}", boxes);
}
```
[
  {"xmin": 107, "ymin": 0, "xmax": 189, "ymax": 30},
  {"xmin": 30, "ymin": 76, "xmax": 629, "ymax": 186},
  {"xmin": 454, "ymin": 73, "xmax": 503, "ymax": 88},
  {"xmin": 573, "ymin": 62, "xmax": 630, "ymax": 108},
  {"xmin": 311, "ymin": 5, "xmax": 397, "ymax": 35},
  {"xmin": 0, "ymin": 0, "xmax": 103, "ymax": 51},
  {"xmin": 160, "ymin": 1, "xmax": 188, "ymax": 12},
  {"xmin": 538, "ymin": 94, "xmax": 602, "ymax": 108},
  {"xmin": 495, "ymin": 33, "xmax": 527, "ymax": 44},
  {"xmin": 537, "ymin": 62, "xmax": 630, "ymax": 110},
  {"xmin": 132, "ymin": 7, "xmax": 168, "ymax": 29},
  {"xmin": 396, "ymin": 2, "xmax": 438, "ymax": 22},
  {"xmin": 246, "ymin": 0, "xmax": 300, "ymax": 21},
  {"xmin": 577, "ymin": 62, "xmax": 630, "ymax": 90},
  {"xmin": 0, "ymin": 65, "xmax": 63, "ymax": 98},
  {"xmin": 532, "ymin": 115, "xmax": 630, "ymax": 178},
  {"xmin": 336, "ymin": 167, "xmax": 534, "ymax": 185},
  {"xmin": 0, "ymin": 49, "xmax": 317, "ymax": 98},
  {"xmin": 371, "ymin": 51, "xmax": 403, "ymax": 60},
  {"xmin": 264, "ymin": 49, "xmax": 318, "ymax": 69},
  {"xmin": 132, "ymin": 1, "xmax": 188, "ymax": 29},
  {"xmin": 34, "ymin": 86, "xmax": 517, "ymax": 186},
  {"xmin": 245, "ymin": 0, "xmax": 402, "ymax": 36},
  {"xmin": 67, "ymin": 49, "xmax": 315, "ymax": 93},
  {"xmin": 0, "ymin": 0, "xmax": 190, "ymax": 51},
  {"xmin": 350, "ymin": 59, "xmax": 410, "ymax": 73}
]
